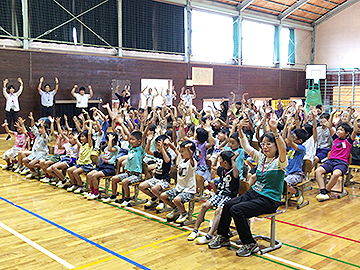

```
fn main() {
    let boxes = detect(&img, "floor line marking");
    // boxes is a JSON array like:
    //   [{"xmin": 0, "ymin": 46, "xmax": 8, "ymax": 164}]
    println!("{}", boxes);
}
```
[
  {"xmin": 0, "ymin": 221, "xmax": 75, "ymax": 269},
  {"xmin": 0, "ymin": 196, "xmax": 151, "ymax": 270},
  {"xmin": 71, "ymin": 256, "xmax": 116, "ymax": 270}
]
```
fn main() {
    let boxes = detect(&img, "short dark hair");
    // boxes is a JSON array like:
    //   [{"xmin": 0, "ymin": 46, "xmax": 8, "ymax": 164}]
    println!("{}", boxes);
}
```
[
  {"xmin": 131, "ymin": 130, "xmax": 142, "ymax": 141},
  {"xmin": 149, "ymin": 123, "xmax": 157, "ymax": 132},
  {"xmin": 319, "ymin": 113, "xmax": 330, "ymax": 120},
  {"xmin": 165, "ymin": 130, "xmax": 173, "ymax": 141},
  {"xmin": 260, "ymin": 132, "xmax": 279, "ymax": 157},
  {"xmin": 79, "ymin": 87, "xmax": 86, "ymax": 91},
  {"xmin": 337, "ymin": 122, "xmax": 352, "ymax": 134},
  {"xmin": 220, "ymin": 127, "xmax": 230, "ymax": 137},
  {"xmin": 196, "ymin": 127, "xmax": 208, "ymax": 144},
  {"xmin": 44, "ymin": 84, "xmax": 51, "ymax": 88},
  {"xmin": 138, "ymin": 108, "xmax": 145, "ymax": 113},
  {"xmin": 220, "ymin": 150, "xmax": 235, "ymax": 166},
  {"xmin": 316, "ymin": 104, "xmax": 323, "ymax": 109},
  {"xmin": 7, "ymin": 85, "xmax": 15, "ymax": 90},
  {"xmin": 155, "ymin": 134, "xmax": 169, "ymax": 142},
  {"xmin": 293, "ymin": 128, "xmax": 308, "ymax": 144},
  {"xmin": 166, "ymin": 123, "xmax": 173, "ymax": 130},
  {"xmin": 303, "ymin": 124, "xmax": 313, "ymax": 139},
  {"xmin": 180, "ymin": 140, "xmax": 196, "ymax": 153},
  {"xmin": 230, "ymin": 132, "xmax": 240, "ymax": 144}
]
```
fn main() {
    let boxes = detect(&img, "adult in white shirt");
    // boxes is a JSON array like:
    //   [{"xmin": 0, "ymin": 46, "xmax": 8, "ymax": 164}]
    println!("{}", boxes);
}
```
[
  {"xmin": 162, "ymin": 86, "xmax": 176, "ymax": 107},
  {"xmin": 141, "ymin": 86, "xmax": 159, "ymax": 113},
  {"xmin": 71, "ymin": 85, "xmax": 93, "ymax": 116},
  {"xmin": 180, "ymin": 86, "xmax": 196, "ymax": 107},
  {"xmin": 3, "ymin": 78, "xmax": 23, "ymax": 140},
  {"xmin": 37, "ymin": 77, "xmax": 59, "ymax": 117}
]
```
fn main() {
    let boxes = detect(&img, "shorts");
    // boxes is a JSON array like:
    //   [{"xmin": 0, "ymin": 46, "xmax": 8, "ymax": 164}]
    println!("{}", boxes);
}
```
[
  {"xmin": 44, "ymin": 154, "xmax": 62, "ymax": 163},
  {"xmin": 208, "ymin": 194, "xmax": 231, "ymax": 209},
  {"xmin": 212, "ymin": 177, "xmax": 221, "ymax": 186},
  {"xmin": 117, "ymin": 172, "xmax": 142, "ymax": 184},
  {"xmin": 75, "ymin": 163, "xmax": 94, "ymax": 173},
  {"xmin": 196, "ymin": 167, "xmax": 211, "ymax": 183},
  {"xmin": 95, "ymin": 163, "xmax": 116, "ymax": 176},
  {"xmin": 60, "ymin": 156, "xmax": 77, "ymax": 168},
  {"xmin": 3, "ymin": 146, "xmax": 22, "ymax": 160},
  {"xmin": 165, "ymin": 188, "xmax": 194, "ymax": 203},
  {"xmin": 284, "ymin": 172, "xmax": 304, "ymax": 186},
  {"xmin": 315, "ymin": 148, "xmax": 331, "ymax": 162},
  {"xmin": 321, "ymin": 159, "xmax": 348, "ymax": 176},
  {"xmin": 146, "ymin": 177, "xmax": 170, "ymax": 190},
  {"xmin": 28, "ymin": 151, "xmax": 48, "ymax": 162}
]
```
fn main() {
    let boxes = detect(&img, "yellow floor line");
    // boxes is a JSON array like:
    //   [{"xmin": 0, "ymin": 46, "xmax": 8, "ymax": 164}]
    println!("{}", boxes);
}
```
[{"xmin": 71, "ymin": 256, "xmax": 116, "ymax": 270}]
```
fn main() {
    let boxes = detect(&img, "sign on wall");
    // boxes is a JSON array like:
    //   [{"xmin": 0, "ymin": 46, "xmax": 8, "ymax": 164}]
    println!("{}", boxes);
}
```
[{"xmin": 192, "ymin": 67, "xmax": 213, "ymax": 86}]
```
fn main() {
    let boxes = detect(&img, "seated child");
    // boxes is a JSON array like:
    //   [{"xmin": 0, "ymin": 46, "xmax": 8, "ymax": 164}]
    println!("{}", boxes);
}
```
[
  {"xmin": 188, "ymin": 150, "xmax": 239, "ymax": 244},
  {"xmin": 350, "ymin": 118, "xmax": 360, "ymax": 166},
  {"xmin": 313, "ymin": 113, "xmax": 333, "ymax": 168},
  {"xmin": 315, "ymin": 112, "xmax": 358, "ymax": 201},
  {"xmin": 139, "ymin": 134, "xmax": 172, "ymax": 208},
  {"xmin": 102, "ymin": 130, "xmax": 144, "ymax": 206},
  {"xmin": 86, "ymin": 132, "xmax": 120, "ymax": 200},
  {"xmin": 160, "ymin": 140, "xmax": 196, "ymax": 223}
]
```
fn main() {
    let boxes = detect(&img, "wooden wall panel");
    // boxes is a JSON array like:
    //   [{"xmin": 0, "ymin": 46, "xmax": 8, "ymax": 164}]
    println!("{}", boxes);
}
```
[{"xmin": 0, "ymin": 48, "xmax": 305, "ymax": 130}]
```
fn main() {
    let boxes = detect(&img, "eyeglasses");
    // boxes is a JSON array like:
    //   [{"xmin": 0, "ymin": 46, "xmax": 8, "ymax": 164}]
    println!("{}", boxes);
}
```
[{"xmin": 260, "ymin": 142, "xmax": 275, "ymax": 147}]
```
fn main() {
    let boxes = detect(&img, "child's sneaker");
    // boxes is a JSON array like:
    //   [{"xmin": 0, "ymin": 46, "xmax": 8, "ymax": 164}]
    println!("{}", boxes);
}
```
[
  {"xmin": 144, "ymin": 198, "xmax": 159, "ymax": 208},
  {"xmin": 57, "ymin": 179, "xmax": 69, "ymax": 188},
  {"xmin": 14, "ymin": 165, "xmax": 23, "ymax": 173},
  {"xmin": 156, "ymin": 202, "xmax": 165, "ymax": 210},
  {"xmin": 67, "ymin": 185, "xmax": 77, "ymax": 192},
  {"xmin": 166, "ymin": 208, "xmax": 180, "ymax": 219},
  {"xmin": 316, "ymin": 193, "xmax": 330, "ymax": 202},
  {"xmin": 102, "ymin": 196, "xmax": 117, "ymax": 203},
  {"xmin": 20, "ymin": 167, "xmax": 30, "ymax": 175},
  {"xmin": 74, "ymin": 186, "xmax": 85, "ymax": 194},
  {"xmin": 187, "ymin": 230, "xmax": 199, "ymax": 241},
  {"xmin": 236, "ymin": 242, "xmax": 259, "ymax": 257},
  {"xmin": 297, "ymin": 195, "xmax": 304, "ymax": 205},
  {"xmin": 26, "ymin": 172, "xmax": 35, "ymax": 179},
  {"xmin": 175, "ymin": 212, "xmax": 189, "ymax": 223},
  {"xmin": 83, "ymin": 192, "xmax": 91, "ymax": 199},
  {"xmin": 87, "ymin": 193, "xmax": 99, "ymax": 200},
  {"xmin": 196, "ymin": 235, "xmax": 212, "ymax": 244},
  {"xmin": 41, "ymin": 177, "xmax": 50, "ymax": 183},
  {"xmin": 121, "ymin": 199, "xmax": 131, "ymax": 207},
  {"xmin": 208, "ymin": 235, "xmax": 230, "ymax": 249}
]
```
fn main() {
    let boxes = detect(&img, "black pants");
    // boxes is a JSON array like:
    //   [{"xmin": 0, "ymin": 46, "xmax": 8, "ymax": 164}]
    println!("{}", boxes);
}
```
[
  {"xmin": 41, "ymin": 106, "xmax": 54, "ymax": 117},
  {"xmin": 217, "ymin": 189, "xmax": 280, "ymax": 244},
  {"xmin": 6, "ymin": 110, "xmax": 19, "ymax": 130}
]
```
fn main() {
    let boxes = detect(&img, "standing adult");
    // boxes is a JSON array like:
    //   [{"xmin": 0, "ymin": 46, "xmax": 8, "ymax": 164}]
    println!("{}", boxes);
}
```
[
  {"xmin": 141, "ymin": 86, "xmax": 159, "ymax": 113},
  {"xmin": 180, "ymin": 86, "xmax": 196, "ymax": 107},
  {"xmin": 162, "ymin": 86, "xmax": 176, "ymax": 107},
  {"xmin": 37, "ymin": 77, "xmax": 59, "ymax": 117},
  {"xmin": 71, "ymin": 85, "xmax": 93, "ymax": 116},
  {"xmin": 115, "ymin": 84, "xmax": 131, "ymax": 108},
  {"xmin": 3, "ymin": 78, "xmax": 23, "ymax": 140}
]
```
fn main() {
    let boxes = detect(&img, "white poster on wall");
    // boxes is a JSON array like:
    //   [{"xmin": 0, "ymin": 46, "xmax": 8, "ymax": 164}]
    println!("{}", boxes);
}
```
[{"xmin": 192, "ymin": 67, "xmax": 213, "ymax": 86}]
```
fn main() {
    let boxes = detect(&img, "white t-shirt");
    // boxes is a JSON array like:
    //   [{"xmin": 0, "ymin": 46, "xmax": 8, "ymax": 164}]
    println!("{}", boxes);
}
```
[
  {"xmin": 75, "ymin": 93, "xmax": 90, "ymax": 108},
  {"xmin": 175, "ymin": 156, "xmax": 197, "ymax": 194},
  {"xmin": 303, "ymin": 136, "xmax": 316, "ymax": 164},
  {"xmin": 40, "ymin": 90, "xmax": 56, "ymax": 107},
  {"xmin": 163, "ymin": 93, "xmax": 175, "ymax": 106},
  {"xmin": 143, "ymin": 93, "xmax": 156, "ymax": 107},
  {"xmin": 4, "ymin": 87, "xmax": 22, "ymax": 112},
  {"xmin": 181, "ymin": 94, "xmax": 194, "ymax": 107}
]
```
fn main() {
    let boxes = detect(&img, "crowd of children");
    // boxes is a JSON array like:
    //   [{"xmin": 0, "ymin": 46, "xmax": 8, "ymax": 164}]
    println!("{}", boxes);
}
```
[{"xmin": 3, "ymin": 82, "xmax": 360, "ymax": 257}]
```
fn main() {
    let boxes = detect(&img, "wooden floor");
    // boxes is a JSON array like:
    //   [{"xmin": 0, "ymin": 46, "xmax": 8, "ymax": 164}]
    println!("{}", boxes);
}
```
[{"xmin": 1, "ymin": 134, "xmax": 360, "ymax": 270}]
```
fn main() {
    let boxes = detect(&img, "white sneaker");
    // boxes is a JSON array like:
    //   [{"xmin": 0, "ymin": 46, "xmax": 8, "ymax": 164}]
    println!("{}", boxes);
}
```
[
  {"xmin": 20, "ymin": 167, "xmax": 30, "ymax": 175},
  {"xmin": 175, "ymin": 212, "xmax": 189, "ymax": 223},
  {"xmin": 188, "ymin": 231, "xmax": 199, "ymax": 241},
  {"xmin": 145, "ymin": 198, "xmax": 159, "ymax": 208},
  {"xmin": 41, "ymin": 177, "xmax": 50, "ymax": 183},
  {"xmin": 121, "ymin": 200, "xmax": 131, "ymax": 207},
  {"xmin": 83, "ymin": 192, "xmax": 90, "ymax": 198},
  {"xmin": 102, "ymin": 197, "xmax": 117, "ymax": 203},
  {"xmin": 67, "ymin": 185, "xmax": 77, "ymax": 192},
  {"xmin": 74, "ymin": 186, "xmax": 85, "ymax": 194},
  {"xmin": 156, "ymin": 202, "xmax": 165, "ymax": 210},
  {"xmin": 166, "ymin": 208, "xmax": 180, "ymax": 219},
  {"xmin": 316, "ymin": 193, "xmax": 330, "ymax": 202},
  {"xmin": 26, "ymin": 172, "xmax": 35, "ymax": 179},
  {"xmin": 196, "ymin": 235, "xmax": 212, "ymax": 244},
  {"xmin": 14, "ymin": 166, "xmax": 23, "ymax": 173},
  {"xmin": 87, "ymin": 193, "xmax": 99, "ymax": 200},
  {"xmin": 57, "ymin": 180, "xmax": 68, "ymax": 188},
  {"xmin": 1, "ymin": 164, "xmax": 9, "ymax": 170}
]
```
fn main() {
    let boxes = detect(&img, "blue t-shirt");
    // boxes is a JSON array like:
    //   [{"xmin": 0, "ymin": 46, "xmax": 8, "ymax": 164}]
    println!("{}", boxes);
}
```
[
  {"xmin": 125, "ymin": 145, "xmax": 145, "ymax": 173},
  {"xmin": 100, "ymin": 120, "xmax": 110, "ymax": 143},
  {"xmin": 286, "ymin": 144, "xmax": 306, "ymax": 174},
  {"xmin": 224, "ymin": 146, "xmax": 245, "ymax": 180}
]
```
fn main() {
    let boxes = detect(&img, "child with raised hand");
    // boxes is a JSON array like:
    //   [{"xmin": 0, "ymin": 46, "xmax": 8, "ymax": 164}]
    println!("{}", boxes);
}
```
[
  {"xmin": 86, "ymin": 132, "xmax": 120, "ymax": 200},
  {"xmin": 22, "ymin": 112, "xmax": 50, "ymax": 179},
  {"xmin": 48, "ymin": 132, "xmax": 79, "ymax": 188},
  {"xmin": 39, "ymin": 116, "xmax": 69, "ymax": 183},
  {"xmin": 315, "ymin": 110, "xmax": 359, "ymax": 201},
  {"xmin": 1, "ymin": 118, "xmax": 28, "ymax": 170},
  {"xmin": 188, "ymin": 151, "xmax": 239, "ymax": 244},
  {"xmin": 139, "ymin": 134, "xmax": 172, "ymax": 208},
  {"xmin": 102, "ymin": 130, "xmax": 144, "ymax": 206},
  {"xmin": 160, "ymin": 140, "xmax": 196, "ymax": 223},
  {"xmin": 67, "ymin": 121, "xmax": 94, "ymax": 193}
]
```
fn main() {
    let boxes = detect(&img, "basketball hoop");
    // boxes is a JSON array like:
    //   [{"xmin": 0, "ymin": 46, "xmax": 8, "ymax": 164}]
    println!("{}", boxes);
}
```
[{"xmin": 306, "ymin": 64, "xmax": 327, "ymax": 85}]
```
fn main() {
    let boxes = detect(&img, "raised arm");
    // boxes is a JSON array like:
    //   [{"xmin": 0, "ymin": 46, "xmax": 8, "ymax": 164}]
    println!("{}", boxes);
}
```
[
  {"xmin": 141, "ymin": 86, "xmax": 148, "ymax": 93},
  {"xmin": 192, "ymin": 87, "xmax": 196, "ymax": 99},
  {"xmin": 88, "ymin": 85, "xmax": 93, "ymax": 98},
  {"xmin": 311, "ymin": 110, "xmax": 318, "ymax": 144},
  {"xmin": 71, "ymin": 85, "xmax": 78, "ymax": 97},
  {"xmin": 17, "ymin": 78, "xmax": 23, "ymax": 96},
  {"xmin": 28, "ymin": 112, "xmax": 35, "ymax": 127},
  {"xmin": 231, "ymin": 152, "xmax": 240, "ymax": 179},
  {"xmin": 1, "ymin": 122, "xmax": 14, "ymax": 135},
  {"xmin": 63, "ymin": 114, "xmax": 72, "ymax": 132},
  {"xmin": 269, "ymin": 114, "xmax": 287, "ymax": 163},
  {"xmin": 88, "ymin": 121, "xmax": 93, "ymax": 148},
  {"xmin": 54, "ymin": 77, "xmax": 59, "ymax": 93},
  {"xmin": 37, "ymin": 77, "xmax": 44, "ymax": 94},
  {"xmin": 3, "ymin": 79, "xmax": 8, "ymax": 98},
  {"xmin": 328, "ymin": 109, "xmax": 336, "ymax": 137},
  {"xmin": 48, "ymin": 116, "xmax": 57, "ymax": 138},
  {"xmin": 145, "ymin": 133, "xmax": 155, "ymax": 156}
]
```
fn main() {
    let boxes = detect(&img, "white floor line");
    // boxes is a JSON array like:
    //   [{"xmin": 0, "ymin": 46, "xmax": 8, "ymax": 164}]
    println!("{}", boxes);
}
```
[
  {"xmin": 125, "ymin": 205, "xmax": 315, "ymax": 270},
  {"xmin": 0, "ymin": 221, "xmax": 75, "ymax": 269}
]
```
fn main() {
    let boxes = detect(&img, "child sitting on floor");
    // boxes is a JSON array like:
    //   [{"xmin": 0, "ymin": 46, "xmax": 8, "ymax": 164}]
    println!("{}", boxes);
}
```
[
  {"xmin": 188, "ymin": 150, "xmax": 239, "ymax": 244},
  {"xmin": 160, "ymin": 140, "xmax": 196, "ymax": 223}
]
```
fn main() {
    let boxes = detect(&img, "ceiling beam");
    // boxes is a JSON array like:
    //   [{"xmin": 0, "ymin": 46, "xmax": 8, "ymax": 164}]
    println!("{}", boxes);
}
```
[
  {"xmin": 278, "ymin": 0, "xmax": 310, "ymax": 20},
  {"xmin": 313, "ymin": 0, "xmax": 360, "ymax": 26},
  {"xmin": 236, "ymin": 0, "xmax": 255, "ymax": 11}
]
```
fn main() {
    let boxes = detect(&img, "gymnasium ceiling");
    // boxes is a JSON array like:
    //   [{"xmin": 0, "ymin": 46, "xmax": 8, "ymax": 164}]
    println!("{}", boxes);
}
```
[{"xmin": 207, "ymin": 0, "xmax": 359, "ymax": 26}]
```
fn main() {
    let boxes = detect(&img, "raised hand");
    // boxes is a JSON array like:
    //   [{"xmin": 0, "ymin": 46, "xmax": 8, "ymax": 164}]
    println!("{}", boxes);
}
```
[
  {"xmin": 108, "ymin": 133, "xmax": 115, "ymax": 141},
  {"xmin": 268, "ymin": 114, "xmax": 279, "ymax": 132},
  {"xmin": 28, "ymin": 112, "xmax": 34, "ymax": 120},
  {"xmin": 3, "ymin": 78, "xmax": 9, "ymax": 86},
  {"xmin": 238, "ymin": 117, "xmax": 249, "ymax": 129},
  {"xmin": 55, "ymin": 77, "xmax": 59, "ymax": 84},
  {"xmin": 18, "ymin": 78, "xmax": 23, "ymax": 84},
  {"xmin": 40, "ymin": 77, "xmax": 44, "ymax": 83},
  {"xmin": 55, "ymin": 117, "xmax": 61, "ymax": 124}
]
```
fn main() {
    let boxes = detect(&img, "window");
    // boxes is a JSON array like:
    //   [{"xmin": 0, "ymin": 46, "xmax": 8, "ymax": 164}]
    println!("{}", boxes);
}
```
[
  {"xmin": 242, "ymin": 20, "xmax": 274, "ymax": 66},
  {"xmin": 191, "ymin": 10, "xmax": 233, "ymax": 63},
  {"xmin": 280, "ymin": 27, "xmax": 290, "ymax": 66}
]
